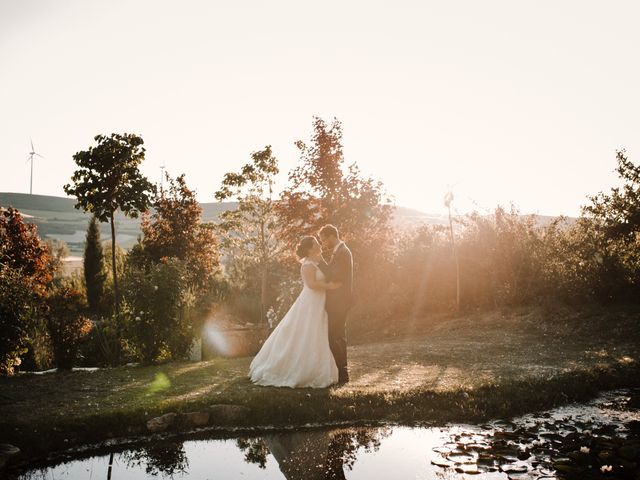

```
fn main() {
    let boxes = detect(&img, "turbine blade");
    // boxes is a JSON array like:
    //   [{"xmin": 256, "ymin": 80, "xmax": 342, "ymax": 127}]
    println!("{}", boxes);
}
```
[
  {"xmin": 35, "ymin": 153, "xmax": 44, "ymax": 158},
  {"xmin": 30, "ymin": 138, "xmax": 34, "ymax": 151}
]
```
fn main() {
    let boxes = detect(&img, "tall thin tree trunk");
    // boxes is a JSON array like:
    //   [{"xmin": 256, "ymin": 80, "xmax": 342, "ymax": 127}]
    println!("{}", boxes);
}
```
[
  {"xmin": 261, "ymin": 266, "xmax": 267, "ymax": 323},
  {"xmin": 260, "ymin": 217, "xmax": 267, "ymax": 323},
  {"xmin": 447, "ymin": 204, "xmax": 460, "ymax": 311},
  {"xmin": 110, "ymin": 211, "xmax": 121, "ymax": 362}
]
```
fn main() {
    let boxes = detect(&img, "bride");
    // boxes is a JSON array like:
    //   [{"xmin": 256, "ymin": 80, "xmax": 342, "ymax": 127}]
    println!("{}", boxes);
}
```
[{"xmin": 249, "ymin": 236, "xmax": 340, "ymax": 388}]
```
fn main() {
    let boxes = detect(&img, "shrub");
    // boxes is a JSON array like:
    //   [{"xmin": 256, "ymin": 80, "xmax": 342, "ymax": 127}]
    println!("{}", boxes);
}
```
[
  {"xmin": 123, "ymin": 258, "xmax": 196, "ymax": 363},
  {"xmin": 45, "ymin": 285, "xmax": 93, "ymax": 369},
  {"xmin": 0, "ymin": 207, "xmax": 53, "ymax": 294},
  {"xmin": 0, "ymin": 266, "xmax": 38, "ymax": 375},
  {"xmin": 78, "ymin": 314, "xmax": 123, "ymax": 367},
  {"xmin": 456, "ymin": 206, "xmax": 546, "ymax": 308}
]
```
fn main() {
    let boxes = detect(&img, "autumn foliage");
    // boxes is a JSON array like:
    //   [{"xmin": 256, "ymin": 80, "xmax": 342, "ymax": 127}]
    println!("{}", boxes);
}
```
[{"xmin": 0, "ymin": 207, "xmax": 53, "ymax": 293}]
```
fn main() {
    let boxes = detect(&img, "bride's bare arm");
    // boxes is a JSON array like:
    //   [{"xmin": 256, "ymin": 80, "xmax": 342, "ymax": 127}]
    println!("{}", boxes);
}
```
[{"xmin": 302, "ymin": 263, "xmax": 336, "ymax": 290}]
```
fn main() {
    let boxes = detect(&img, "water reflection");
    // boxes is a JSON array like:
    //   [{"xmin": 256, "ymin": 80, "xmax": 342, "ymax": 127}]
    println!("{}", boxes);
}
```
[
  {"xmin": 121, "ymin": 440, "xmax": 189, "ymax": 477},
  {"xmin": 14, "ymin": 389, "xmax": 640, "ymax": 480},
  {"xmin": 237, "ymin": 428, "xmax": 388, "ymax": 479}
]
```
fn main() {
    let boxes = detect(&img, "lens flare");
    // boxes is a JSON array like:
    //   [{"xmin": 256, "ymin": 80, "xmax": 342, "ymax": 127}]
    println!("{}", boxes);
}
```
[{"xmin": 203, "ymin": 323, "xmax": 233, "ymax": 357}]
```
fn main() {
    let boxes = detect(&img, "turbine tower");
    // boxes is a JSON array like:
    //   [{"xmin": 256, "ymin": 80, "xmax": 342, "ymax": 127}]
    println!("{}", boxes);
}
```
[
  {"xmin": 26, "ymin": 138, "xmax": 44, "ymax": 195},
  {"xmin": 159, "ymin": 161, "xmax": 166, "ymax": 191}
]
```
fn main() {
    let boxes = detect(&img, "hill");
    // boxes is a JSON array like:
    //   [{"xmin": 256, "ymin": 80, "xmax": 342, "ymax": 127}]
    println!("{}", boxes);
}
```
[
  {"xmin": 0, "ymin": 192, "xmax": 572, "ymax": 254},
  {"xmin": 0, "ymin": 192, "xmax": 236, "ymax": 254}
]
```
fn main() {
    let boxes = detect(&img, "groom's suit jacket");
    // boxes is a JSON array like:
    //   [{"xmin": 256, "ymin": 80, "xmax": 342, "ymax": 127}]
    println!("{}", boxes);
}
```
[{"xmin": 319, "ymin": 242, "xmax": 354, "ymax": 313}]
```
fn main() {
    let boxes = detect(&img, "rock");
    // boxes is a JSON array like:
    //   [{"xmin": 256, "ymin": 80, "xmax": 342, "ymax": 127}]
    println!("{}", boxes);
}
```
[
  {"xmin": 181, "ymin": 411, "xmax": 210, "ymax": 427},
  {"xmin": 499, "ymin": 464, "xmax": 528, "ymax": 474},
  {"xmin": 431, "ymin": 457, "xmax": 454, "ymax": 468},
  {"xmin": 146, "ymin": 412, "xmax": 177, "ymax": 433},
  {"xmin": 0, "ymin": 444, "xmax": 20, "ymax": 471},
  {"xmin": 209, "ymin": 404, "xmax": 250, "ymax": 424},
  {"xmin": 454, "ymin": 465, "xmax": 480, "ymax": 474}
]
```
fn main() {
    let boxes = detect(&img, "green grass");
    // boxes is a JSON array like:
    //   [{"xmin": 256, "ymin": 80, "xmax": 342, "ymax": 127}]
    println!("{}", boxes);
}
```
[{"xmin": 1, "ymin": 304, "xmax": 639, "ymax": 458}]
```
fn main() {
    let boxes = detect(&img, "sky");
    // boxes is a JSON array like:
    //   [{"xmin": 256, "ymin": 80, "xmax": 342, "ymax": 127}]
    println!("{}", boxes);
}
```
[{"xmin": 1, "ymin": 0, "xmax": 639, "ymax": 217}]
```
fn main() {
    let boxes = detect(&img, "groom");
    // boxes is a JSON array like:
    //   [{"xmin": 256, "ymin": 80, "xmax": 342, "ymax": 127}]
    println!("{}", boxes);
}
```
[{"xmin": 318, "ymin": 224, "xmax": 353, "ymax": 384}]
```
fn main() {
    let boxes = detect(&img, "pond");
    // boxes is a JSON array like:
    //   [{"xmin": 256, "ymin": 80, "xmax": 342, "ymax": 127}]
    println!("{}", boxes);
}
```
[{"xmin": 15, "ymin": 389, "xmax": 640, "ymax": 480}]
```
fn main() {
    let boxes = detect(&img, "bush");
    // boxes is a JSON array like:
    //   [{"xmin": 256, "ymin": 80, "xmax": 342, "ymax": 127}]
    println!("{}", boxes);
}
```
[
  {"xmin": 123, "ymin": 258, "xmax": 196, "ymax": 363},
  {"xmin": 542, "ymin": 217, "xmax": 638, "ymax": 303},
  {"xmin": 456, "ymin": 207, "xmax": 546, "ymax": 308},
  {"xmin": 0, "ymin": 266, "xmax": 38, "ymax": 375},
  {"xmin": 78, "ymin": 314, "xmax": 123, "ymax": 367},
  {"xmin": 45, "ymin": 284, "xmax": 93, "ymax": 369}
]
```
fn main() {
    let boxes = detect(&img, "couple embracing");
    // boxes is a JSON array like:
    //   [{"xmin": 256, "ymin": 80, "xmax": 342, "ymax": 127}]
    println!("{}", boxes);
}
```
[{"xmin": 249, "ymin": 225, "xmax": 353, "ymax": 388}]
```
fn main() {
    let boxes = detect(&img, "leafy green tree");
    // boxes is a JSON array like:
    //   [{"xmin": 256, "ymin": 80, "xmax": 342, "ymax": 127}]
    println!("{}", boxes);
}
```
[
  {"xmin": 585, "ymin": 150, "xmax": 640, "ymax": 242},
  {"xmin": 215, "ymin": 146, "xmax": 281, "ymax": 323},
  {"xmin": 84, "ymin": 215, "xmax": 106, "ymax": 312},
  {"xmin": 567, "ymin": 149, "xmax": 640, "ymax": 302},
  {"xmin": 64, "ymin": 133, "xmax": 155, "ymax": 361},
  {"xmin": 122, "ymin": 258, "xmax": 195, "ymax": 363}
]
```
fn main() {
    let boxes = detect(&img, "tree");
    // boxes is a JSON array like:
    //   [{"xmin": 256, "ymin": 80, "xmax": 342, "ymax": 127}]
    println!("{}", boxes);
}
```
[
  {"xmin": 0, "ymin": 207, "xmax": 53, "ymax": 375},
  {"xmin": 0, "ymin": 266, "xmax": 38, "ymax": 375},
  {"xmin": 444, "ymin": 190, "xmax": 460, "ymax": 310},
  {"xmin": 44, "ymin": 238, "xmax": 69, "ymax": 282},
  {"xmin": 84, "ymin": 215, "xmax": 106, "ymax": 312},
  {"xmin": 277, "ymin": 117, "xmax": 393, "ymax": 255},
  {"xmin": 584, "ymin": 150, "xmax": 640, "ymax": 242},
  {"xmin": 64, "ymin": 133, "xmax": 155, "ymax": 361},
  {"xmin": 215, "ymin": 146, "xmax": 281, "ymax": 323},
  {"xmin": 123, "ymin": 258, "xmax": 196, "ymax": 363},
  {"xmin": 275, "ymin": 117, "xmax": 393, "ymax": 329},
  {"xmin": 0, "ymin": 207, "xmax": 53, "ymax": 294},
  {"xmin": 132, "ymin": 173, "xmax": 221, "ymax": 296}
]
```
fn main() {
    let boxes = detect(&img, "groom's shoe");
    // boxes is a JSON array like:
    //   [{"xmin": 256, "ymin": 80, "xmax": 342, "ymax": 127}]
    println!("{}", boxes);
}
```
[{"xmin": 338, "ymin": 371, "xmax": 349, "ymax": 384}]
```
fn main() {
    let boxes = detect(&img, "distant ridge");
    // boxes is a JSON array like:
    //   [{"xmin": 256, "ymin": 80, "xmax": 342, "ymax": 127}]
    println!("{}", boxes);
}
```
[
  {"xmin": 0, "ymin": 192, "xmax": 77, "ymax": 212},
  {"xmin": 0, "ymin": 192, "xmax": 572, "ymax": 254},
  {"xmin": 0, "ymin": 192, "xmax": 238, "ymax": 254}
]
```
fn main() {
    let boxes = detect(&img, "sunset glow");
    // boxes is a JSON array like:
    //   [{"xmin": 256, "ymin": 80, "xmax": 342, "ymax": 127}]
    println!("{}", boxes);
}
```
[{"xmin": 2, "ymin": 1, "xmax": 639, "ymax": 215}]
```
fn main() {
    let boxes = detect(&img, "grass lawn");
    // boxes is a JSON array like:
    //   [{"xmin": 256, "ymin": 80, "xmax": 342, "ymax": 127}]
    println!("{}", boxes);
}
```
[{"xmin": 1, "ymin": 304, "xmax": 639, "ymax": 457}]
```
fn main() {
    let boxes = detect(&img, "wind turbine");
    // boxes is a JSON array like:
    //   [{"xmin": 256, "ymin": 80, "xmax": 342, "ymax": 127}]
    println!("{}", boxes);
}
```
[
  {"xmin": 26, "ymin": 138, "xmax": 44, "ymax": 195},
  {"xmin": 159, "ymin": 161, "xmax": 166, "ymax": 191}
]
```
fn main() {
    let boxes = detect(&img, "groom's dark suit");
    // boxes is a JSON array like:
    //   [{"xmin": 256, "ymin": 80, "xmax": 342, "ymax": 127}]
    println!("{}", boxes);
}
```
[{"xmin": 319, "ymin": 242, "xmax": 353, "ymax": 382}]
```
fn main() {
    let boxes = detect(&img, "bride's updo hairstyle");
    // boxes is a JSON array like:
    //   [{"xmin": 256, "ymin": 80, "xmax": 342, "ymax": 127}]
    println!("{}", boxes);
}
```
[{"xmin": 295, "ymin": 235, "xmax": 316, "ymax": 260}]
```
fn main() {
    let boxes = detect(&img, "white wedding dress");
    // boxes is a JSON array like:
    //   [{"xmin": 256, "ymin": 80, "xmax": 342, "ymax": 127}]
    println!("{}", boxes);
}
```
[{"xmin": 249, "ymin": 259, "xmax": 339, "ymax": 388}]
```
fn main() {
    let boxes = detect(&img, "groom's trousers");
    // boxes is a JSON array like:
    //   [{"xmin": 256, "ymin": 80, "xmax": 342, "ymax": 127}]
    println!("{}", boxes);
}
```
[{"xmin": 328, "ymin": 310, "xmax": 349, "ymax": 381}]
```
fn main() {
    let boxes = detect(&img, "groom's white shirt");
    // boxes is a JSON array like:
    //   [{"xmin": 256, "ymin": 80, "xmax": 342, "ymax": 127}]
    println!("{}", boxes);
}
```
[{"xmin": 332, "ymin": 240, "xmax": 344, "ymax": 256}]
